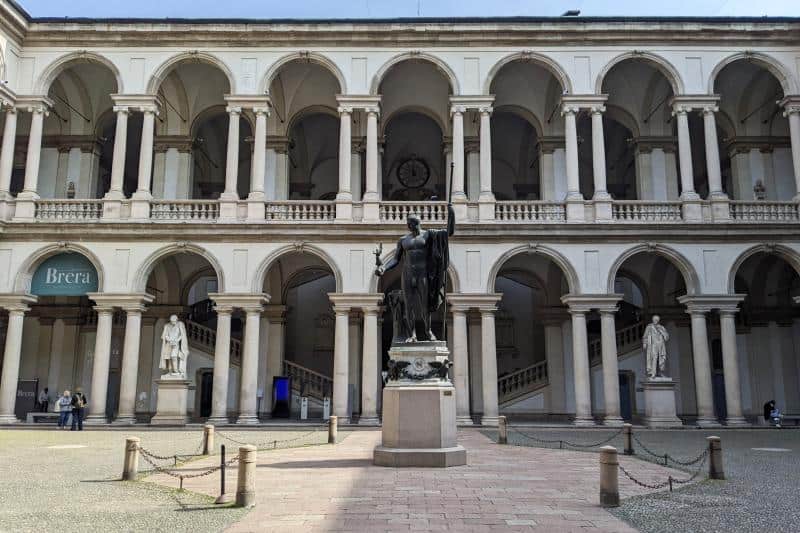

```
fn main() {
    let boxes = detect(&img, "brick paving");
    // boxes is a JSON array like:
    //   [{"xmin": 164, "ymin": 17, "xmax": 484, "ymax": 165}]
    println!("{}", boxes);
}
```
[{"xmin": 147, "ymin": 429, "xmax": 687, "ymax": 532}]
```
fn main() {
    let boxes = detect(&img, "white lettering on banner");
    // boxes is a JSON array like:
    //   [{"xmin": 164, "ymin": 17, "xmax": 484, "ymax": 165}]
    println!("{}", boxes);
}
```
[{"xmin": 44, "ymin": 267, "xmax": 92, "ymax": 286}]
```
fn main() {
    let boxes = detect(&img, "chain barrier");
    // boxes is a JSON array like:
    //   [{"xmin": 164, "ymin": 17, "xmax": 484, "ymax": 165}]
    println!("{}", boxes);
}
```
[
  {"xmin": 138, "ymin": 446, "xmax": 240, "ymax": 489},
  {"xmin": 215, "ymin": 424, "xmax": 328, "ymax": 451},
  {"xmin": 631, "ymin": 433, "xmax": 709, "ymax": 469},
  {"xmin": 618, "ymin": 450, "xmax": 708, "ymax": 493},
  {"xmin": 506, "ymin": 424, "xmax": 623, "ymax": 450}
]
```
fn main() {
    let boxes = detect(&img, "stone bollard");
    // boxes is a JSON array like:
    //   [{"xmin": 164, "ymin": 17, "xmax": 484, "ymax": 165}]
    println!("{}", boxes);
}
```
[
  {"xmin": 498, "ymin": 416, "xmax": 508, "ymax": 444},
  {"xmin": 707, "ymin": 436, "xmax": 724, "ymax": 480},
  {"xmin": 599, "ymin": 446, "xmax": 620, "ymax": 508},
  {"xmin": 623, "ymin": 423, "xmax": 634, "ymax": 455},
  {"xmin": 122, "ymin": 437, "xmax": 140, "ymax": 481},
  {"xmin": 235, "ymin": 445, "xmax": 257, "ymax": 508},
  {"xmin": 328, "ymin": 415, "xmax": 338, "ymax": 444},
  {"xmin": 203, "ymin": 424, "xmax": 215, "ymax": 455}
]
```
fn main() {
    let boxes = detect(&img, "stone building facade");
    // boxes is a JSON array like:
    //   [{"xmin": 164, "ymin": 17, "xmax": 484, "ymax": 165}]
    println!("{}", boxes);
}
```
[{"xmin": 0, "ymin": 3, "xmax": 799, "ymax": 426}]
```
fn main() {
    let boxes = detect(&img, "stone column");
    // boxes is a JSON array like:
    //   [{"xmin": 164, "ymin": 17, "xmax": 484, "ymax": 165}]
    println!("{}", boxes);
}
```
[
  {"xmin": 478, "ymin": 106, "xmax": 495, "ymax": 220},
  {"xmin": 363, "ymin": 107, "xmax": 380, "ymax": 222},
  {"xmin": 209, "ymin": 305, "xmax": 233, "ymax": 424},
  {"xmin": 359, "ymin": 305, "xmax": 380, "ymax": 425},
  {"xmin": 237, "ymin": 305, "xmax": 263, "ymax": 424},
  {"xmin": 599, "ymin": 307, "xmax": 623, "ymax": 425},
  {"xmin": 452, "ymin": 306, "xmax": 472, "ymax": 425},
  {"xmin": 333, "ymin": 306, "xmax": 351, "ymax": 422},
  {"xmin": 336, "ymin": 106, "xmax": 352, "ymax": 200},
  {"xmin": 562, "ymin": 106, "xmax": 581, "ymax": 200},
  {"xmin": 85, "ymin": 306, "xmax": 115, "ymax": 424},
  {"xmin": 0, "ymin": 106, "xmax": 17, "ymax": 200},
  {"xmin": 684, "ymin": 305, "xmax": 718, "ymax": 426},
  {"xmin": 591, "ymin": 105, "xmax": 610, "ymax": 200},
  {"xmin": 19, "ymin": 105, "xmax": 47, "ymax": 199},
  {"xmin": 450, "ymin": 106, "xmax": 466, "ymax": 201},
  {"xmin": 222, "ymin": 106, "xmax": 241, "ymax": 200},
  {"xmin": 782, "ymin": 101, "xmax": 800, "ymax": 200},
  {"xmin": 115, "ymin": 301, "xmax": 149, "ymax": 424},
  {"xmin": 703, "ymin": 106, "xmax": 725, "ymax": 199},
  {"xmin": 569, "ymin": 308, "xmax": 593, "ymax": 425},
  {"xmin": 135, "ymin": 107, "xmax": 157, "ymax": 198},
  {"xmin": 719, "ymin": 308, "xmax": 747, "ymax": 425},
  {"xmin": 247, "ymin": 107, "xmax": 269, "ymax": 220},
  {"xmin": 674, "ymin": 106, "xmax": 698, "ymax": 200},
  {"xmin": 106, "ymin": 107, "xmax": 129, "ymax": 200},
  {"xmin": 0, "ymin": 297, "xmax": 35, "ymax": 423},
  {"xmin": 480, "ymin": 307, "xmax": 499, "ymax": 426}
]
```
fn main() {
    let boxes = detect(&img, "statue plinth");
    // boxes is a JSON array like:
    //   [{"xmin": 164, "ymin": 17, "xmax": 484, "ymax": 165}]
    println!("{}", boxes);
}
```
[
  {"xmin": 642, "ymin": 378, "xmax": 683, "ymax": 428},
  {"xmin": 150, "ymin": 378, "xmax": 190, "ymax": 426},
  {"xmin": 374, "ymin": 341, "xmax": 466, "ymax": 468}
]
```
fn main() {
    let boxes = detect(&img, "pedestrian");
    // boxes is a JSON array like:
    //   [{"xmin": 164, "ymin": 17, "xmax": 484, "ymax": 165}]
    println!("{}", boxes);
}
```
[
  {"xmin": 764, "ymin": 400, "xmax": 776, "ymax": 424},
  {"xmin": 57, "ymin": 390, "xmax": 72, "ymax": 429},
  {"xmin": 770, "ymin": 403, "xmax": 783, "ymax": 428},
  {"xmin": 38, "ymin": 387, "xmax": 49, "ymax": 412},
  {"xmin": 71, "ymin": 388, "xmax": 87, "ymax": 431}
]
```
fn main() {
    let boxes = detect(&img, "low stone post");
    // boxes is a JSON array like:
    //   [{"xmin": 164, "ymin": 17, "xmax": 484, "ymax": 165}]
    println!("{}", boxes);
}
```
[
  {"xmin": 498, "ymin": 416, "xmax": 508, "ymax": 444},
  {"xmin": 122, "ymin": 436, "xmax": 140, "ymax": 481},
  {"xmin": 599, "ymin": 445, "xmax": 620, "ymax": 507},
  {"xmin": 203, "ymin": 424, "xmax": 215, "ymax": 455},
  {"xmin": 235, "ymin": 445, "xmax": 257, "ymax": 508},
  {"xmin": 328, "ymin": 415, "xmax": 338, "ymax": 444},
  {"xmin": 707, "ymin": 436, "xmax": 724, "ymax": 480},
  {"xmin": 623, "ymin": 423, "xmax": 634, "ymax": 455}
]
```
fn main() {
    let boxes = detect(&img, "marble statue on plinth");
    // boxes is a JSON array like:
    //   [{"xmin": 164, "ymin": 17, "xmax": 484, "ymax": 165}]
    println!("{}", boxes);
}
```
[
  {"xmin": 643, "ymin": 315, "xmax": 669, "ymax": 379},
  {"xmin": 160, "ymin": 314, "xmax": 189, "ymax": 379}
]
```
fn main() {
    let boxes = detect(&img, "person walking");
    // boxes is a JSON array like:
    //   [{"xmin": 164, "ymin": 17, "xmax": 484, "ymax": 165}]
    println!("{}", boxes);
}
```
[
  {"xmin": 38, "ymin": 387, "xmax": 50, "ymax": 412},
  {"xmin": 70, "ymin": 388, "xmax": 86, "ymax": 431},
  {"xmin": 57, "ymin": 390, "xmax": 72, "ymax": 429}
]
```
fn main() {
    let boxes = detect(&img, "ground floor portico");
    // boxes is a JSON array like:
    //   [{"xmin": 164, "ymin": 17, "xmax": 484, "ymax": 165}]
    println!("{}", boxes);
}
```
[{"xmin": 0, "ymin": 235, "xmax": 799, "ymax": 427}]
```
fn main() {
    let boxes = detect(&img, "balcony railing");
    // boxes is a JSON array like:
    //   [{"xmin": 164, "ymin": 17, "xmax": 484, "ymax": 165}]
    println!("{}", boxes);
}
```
[
  {"xmin": 34, "ymin": 199, "xmax": 103, "ymax": 221},
  {"xmin": 612, "ymin": 201, "xmax": 683, "ymax": 222},
  {"xmin": 151, "ymin": 200, "xmax": 219, "ymax": 221},
  {"xmin": 495, "ymin": 201, "xmax": 566, "ymax": 222},
  {"xmin": 380, "ymin": 201, "xmax": 448, "ymax": 223},
  {"xmin": 265, "ymin": 200, "xmax": 335, "ymax": 221},
  {"xmin": 729, "ymin": 201, "xmax": 800, "ymax": 222}
]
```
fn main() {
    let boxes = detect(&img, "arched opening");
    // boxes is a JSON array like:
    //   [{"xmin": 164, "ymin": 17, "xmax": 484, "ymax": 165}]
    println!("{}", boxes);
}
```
[
  {"xmin": 262, "ymin": 251, "xmax": 337, "ymax": 418},
  {"xmin": 732, "ymin": 252, "xmax": 800, "ymax": 418},
  {"xmin": 601, "ymin": 59, "xmax": 677, "ymax": 200},
  {"xmin": 380, "ymin": 60, "xmax": 452, "ymax": 202},
  {"xmin": 714, "ymin": 60, "xmax": 791, "ymax": 200},
  {"xmin": 269, "ymin": 61, "xmax": 342, "ymax": 201},
  {"xmin": 490, "ymin": 60, "xmax": 567, "ymax": 201},
  {"xmin": 610, "ymin": 252, "xmax": 694, "ymax": 422},
  {"xmin": 151, "ymin": 60, "xmax": 233, "ymax": 200},
  {"xmin": 492, "ymin": 253, "xmax": 571, "ymax": 420},
  {"xmin": 144, "ymin": 251, "xmax": 227, "ymax": 420}
]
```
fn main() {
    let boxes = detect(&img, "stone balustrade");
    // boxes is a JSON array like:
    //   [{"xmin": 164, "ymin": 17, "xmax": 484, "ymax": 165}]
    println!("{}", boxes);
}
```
[
  {"xmin": 283, "ymin": 359, "xmax": 332, "ymax": 400},
  {"xmin": 589, "ymin": 320, "xmax": 645, "ymax": 366},
  {"xmin": 265, "ymin": 200, "xmax": 335, "ymax": 221},
  {"xmin": 380, "ymin": 201, "xmax": 448, "ymax": 223},
  {"xmin": 185, "ymin": 319, "xmax": 242, "ymax": 366},
  {"xmin": 34, "ymin": 199, "xmax": 103, "ymax": 221},
  {"xmin": 497, "ymin": 359, "xmax": 549, "ymax": 404},
  {"xmin": 611, "ymin": 201, "xmax": 683, "ymax": 222},
  {"xmin": 151, "ymin": 200, "xmax": 220, "ymax": 221},
  {"xmin": 729, "ymin": 201, "xmax": 800, "ymax": 222},
  {"xmin": 495, "ymin": 201, "xmax": 567, "ymax": 222}
]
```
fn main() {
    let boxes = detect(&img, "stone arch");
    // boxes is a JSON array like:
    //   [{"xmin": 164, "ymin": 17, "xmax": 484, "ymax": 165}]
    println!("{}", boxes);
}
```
[
  {"xmin": 368, "ymin": 248, "xmax": 461, "ymax": 294},
  {"xmin": 606, "ymin": 244, "xmax": 700, "ymax": 295},
  {"xmin": 252, "ymin": 244, "xmax": 343, "ymax": 294},
  {"xmin": 708, "ymin": 52, "xmax": 797, "ymax": 95},
  {"xmin": 190, "ymin": 104, "xmax": 255, "ymax": 137},
  {"xmin": 603, "ymin": 103, "xmax": 641, "ymax": 139},
  {"xmin": 370, "ymin": 52, "xmax": 459, "ymax": 95},
  {"xmin": 285, "ymin": 104, "xmax": 339, "ymax": 134},
  {"xmin": 14, "ymin": 243, "xmax": 106, "ymax": 293},
  {"xmin": 486, "ymin": 244, "xmax": 580, "ymax": 295},
  {"xmin": 381, "ymin": 105, "xmax": 447, "ymax": 136},
  {"xmin": 146, "ymin": 51, "xmax": 235, "ymax": 94},
  {"xmin": 35, "ymin": 51, "xmax": 123, "ymax": 94},
  {"xmin": 595, "ymin": 52, "xmax": 684, "ymax": 95},
  {"xmin": 261, "ymin": 52, "xmax": 346, "ymax": 94},
  {"xmin": 133, "ymin": 243, "xmax": 226, "ymax": 293},
  {"xmin": 492, "ymin": 104, "xmax": 545, "ymax": 138},
  {"xmin": 484, "ymin": 51, "xmax": 573, "ymax": 95},
  {"xmin": 727, "ymin": 244, "xmax": 800, "ymax": 294}
]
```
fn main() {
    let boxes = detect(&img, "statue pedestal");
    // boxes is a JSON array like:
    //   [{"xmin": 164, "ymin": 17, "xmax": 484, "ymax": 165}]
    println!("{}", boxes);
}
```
[
  {"xmin": 374, "ymin": 342, "xmax": 466, "ymax": 468},
  {"xmin": 150, "ymin": 378, "xmax": 189, "ymax": 426},
  {"xmin": 642, "ymin": 378, "xmax": 682, "ymax": 428}
]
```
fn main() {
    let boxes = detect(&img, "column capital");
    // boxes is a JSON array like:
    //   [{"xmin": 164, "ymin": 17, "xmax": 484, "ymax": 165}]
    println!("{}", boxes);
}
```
[
  {"xmin": 328, "ymin": 292, "xmax": 384, "ymax": 311},
  {"xmin": 253, "ymin": 107, "xmax": 270, "ymax": 117},
  {"xmin": 447, "ymin": 293, "xmax": 502, "ymax": 312},
  {"xmin": 362, "ymin": 305, "xmax": 383, "ymax": 315},
  {"xmin": 225, "ymin": 106, "xmax": 242, "ymax": 115},
  {"xmin": 264, "ymin": 304, "xmax": 287, "ymax": 321},
  {"xmin": 337, "ymin": 105, "xmax": 353, "ymax": 115},
  {"xmin": 780, "ymin": 95, "xmax": 800, "ymax": 116},
  {"xmin": 677, "ymin": 294, "xmax": 746, "ymax": 314},
  {"xmin": 224, "ymin": 94, "xmax": 271, "ymax": 111},
  {"xmin": 0, "ymin": 294, "xmax": 37, "ymax": 312},
  {"xmin": 112, "ymin": 106, "xmax": 130, "ymax": 115},
  {"xmin": 702, "ymin": 105, "xmax": 720, "ymax": 115},
  {"xmin": 15, "ymin": 95, "xmax": 53, "ymax": 115},
  {"xmin": 111, "ymin": 94, "xmax": 159, "ymax": 111},
  {"xmin": 449, "ymin": 95, "xmax": 495, "ymax": 110},
  {"xmin": 450, "ymin": 105, "xmax": 466, "ymax": 116},
  {"xmin": 209, "ymin": 292, "xmax": 270, "ymax": 311},
  {"xmin": 332, "ymin": 305, "xmax": 351, "ymax": 315},
  {"xmin": 88, "ymin": 293, "xmax": 155, "ymax": 312},
  {"xmin": 561, "ymin": 94, "xmax": 608, "ymax": 111},
  {"xmin": 670, "ymin": 94, "xmax": 720, "ymax": 114},
  {"xmin": 560, "ymin": 294, "xmax": 623, "ymax": 313}
]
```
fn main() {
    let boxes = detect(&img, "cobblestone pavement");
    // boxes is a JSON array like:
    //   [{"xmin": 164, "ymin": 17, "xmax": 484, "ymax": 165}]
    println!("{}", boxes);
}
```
[
  {"xmin": 148, "ymin": 428, "xmax": 684, "ymax": 532},
  {"xmin": 0, "ymin": 426, "xmax": 332, "ymax": 533},
  {"xmin": 500, "ymin": 425, "xmax": 800, "ymax": 533}
]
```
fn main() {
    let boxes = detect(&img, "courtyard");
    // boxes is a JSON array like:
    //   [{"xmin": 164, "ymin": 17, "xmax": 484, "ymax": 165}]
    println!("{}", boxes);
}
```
[{"xmin": 1, "ymin": 426, "xmax": 797, "ymax": 532}]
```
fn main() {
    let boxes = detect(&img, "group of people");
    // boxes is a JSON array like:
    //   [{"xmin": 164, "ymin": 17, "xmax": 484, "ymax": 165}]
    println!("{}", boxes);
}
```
[{"xmin": 54, "ymin": 389, "xmax": 87, "ymax": 431}]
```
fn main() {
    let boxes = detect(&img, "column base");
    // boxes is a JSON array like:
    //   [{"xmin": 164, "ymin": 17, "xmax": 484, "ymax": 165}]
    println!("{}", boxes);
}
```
[
  {"xmin": 112, "ymin": 415, "xmax": 137, "ymax": 425},
  {"xmin": 565, "ymin": 199, "xmax": 585, "ymax": 222},
  {"xmin": 246, "ymin": 198, "xmax": 265, "ymax": 220},
  {"xmin": 710, "ymin": 197, "xmax": 731, "ymax": 221},
  {"xmin": 102, "ymin": 199, "xmax": 123, "ymax": 219},
  {"xmin": 218, "ymin": 199, "xmax": 239, "ymax": 222},
  {"xmin": 335, "ymin": 199, "xmax": 353, "ymax": 221},
  {"xmin": 451, "ymin": 201, "xmax": 468, "ymax": 222},
  {"xmin": 603, "ymin": 416, "xmax": 625, "ymax": 427},
  {"xmin": 681, "ymin": 199, "xmax": 703, "ymax": 222},
  {"xmin": 0, "ymin": 415, "xmax": 19, "ymax": 424},
  {"xmin": 12, "ymin": 196, "xmax": 37, "ymax": 221},
  {"xmin": 129, "ymin": 199, "xmax": 151, "ymax": 220},
  {"xmin": 477, "ymin": 198, "xmax": 495, "ymax": 221},
  {"xmin": 0, "ymin": 199, "xmax": 13, "ymax": 221},
  {"xmin": 84, "ymin": 414, "xmax": 109, "ymax": 425},
  {"xmin": 725, "ymin": 416, "xmax": 748, "ymax": 426},
  {"xmin": 572, "ymin": 416, "xmax": 596, "ymax": 427},
  {"xmin": 358, "ymin": 416, "xmax": 380, "ymax": 426},
  {"xmin": 456, "ymin": 415, "xmax": 474, "ymax": 426},
  {"xmin": 362, "ymin": 201, "xmax": 380, "ymax": 223},
  {"xmin": 593, "ymin": 199, "xmax": 613, "ymax": 222},
  {"xmin": 333, "ymin": 416, "xmax": 350, "ymax": 424},
  {"xmin": 206, "ymin": 416, "xmax": 230, "ymax": 425},
  {"xmin": 695, "ymin": 417, "xmax": 722, "ymax": 428},
  {"xmin": 480, "ymin": 415, "xmax": 499, "ymax": 427},
  {"xmin": 236, "ymin": 415, "xmax": 260, "ymax": 425}
]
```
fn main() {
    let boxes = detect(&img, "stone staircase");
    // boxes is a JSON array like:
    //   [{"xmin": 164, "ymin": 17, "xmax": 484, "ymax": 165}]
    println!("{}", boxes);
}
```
[
  {"xmin": 498, "ymin": 360, "xmax": 549, "ymax": 405},
  {"xmin": 283, "ymin": 360, "xmax": 333, "ymax": 401},
  {"xmin": 184, "ymin": 319, "xmax": 242, "ymax": 366},
  {"xmin": 588, "ymin": 320, "xmax": 645, "ymax": 367}
]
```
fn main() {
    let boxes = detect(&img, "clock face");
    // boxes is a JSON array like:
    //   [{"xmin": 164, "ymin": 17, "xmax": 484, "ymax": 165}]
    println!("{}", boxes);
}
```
[{"xmin": 397, "ymin": 157, "xmax": 430, "ymax": 188}]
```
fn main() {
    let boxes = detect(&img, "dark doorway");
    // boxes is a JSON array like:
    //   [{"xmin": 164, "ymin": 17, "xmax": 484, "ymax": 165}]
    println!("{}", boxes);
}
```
[
  {"xmin": 200, "ymin": 371, "xmax": 213, "ymax": 418},
  {"xmin": 711, "ymin": 339, "xmax": 727, "ymax": 420},
  {"xmin": 619, "ymin": 372, "xmax": 634, "ymax": 421}
]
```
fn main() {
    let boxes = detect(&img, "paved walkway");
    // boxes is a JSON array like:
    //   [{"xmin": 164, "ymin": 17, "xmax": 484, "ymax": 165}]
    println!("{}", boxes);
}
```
[{"xmin": 148, "ymin": 429, "xmax": 685, "ymax": 532}]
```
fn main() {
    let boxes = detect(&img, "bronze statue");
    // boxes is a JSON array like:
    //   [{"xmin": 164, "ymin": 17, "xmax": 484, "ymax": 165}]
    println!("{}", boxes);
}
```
[{"xmin": 375, "ymin": 203, "xmax": 455, "ymax": 342}]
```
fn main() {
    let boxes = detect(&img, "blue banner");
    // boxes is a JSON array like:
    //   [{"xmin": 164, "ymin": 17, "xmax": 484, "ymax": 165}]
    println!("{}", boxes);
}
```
[{"xmin": 31, "ymin": 253, "xmax": 98, "ymax": 296}]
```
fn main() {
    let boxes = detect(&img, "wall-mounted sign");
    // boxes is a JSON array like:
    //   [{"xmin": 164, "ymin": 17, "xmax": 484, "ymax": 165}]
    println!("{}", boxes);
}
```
[{"xmin": 31, "ymin": 253, "xmax": 98, "ymax": 296}]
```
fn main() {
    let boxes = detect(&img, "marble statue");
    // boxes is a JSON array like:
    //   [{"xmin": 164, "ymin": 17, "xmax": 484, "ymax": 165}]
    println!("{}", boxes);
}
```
[
  {"xmin": 160, "ymin": 314, "xmax": 189, "ymax": 378},
  {"xmin": 374, "ymin": 204, "xmax": 455, "ymax": 342},
  {"xmin": 643, "ymin": 315, "xmax": 669, "ymax": 379}
]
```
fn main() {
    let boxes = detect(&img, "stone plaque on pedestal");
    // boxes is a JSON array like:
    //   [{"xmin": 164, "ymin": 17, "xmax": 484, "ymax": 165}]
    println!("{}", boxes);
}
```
[
  {"xmin": 642, "ymin": 378, "xmax": 682, "ymax": 428},
  {"xmin": 150, "ymin": 379, "xmax": 190, "ymax": 426},
  {"xmin": 374, "ymin": 341, "xmax": 467, "ymax": 468}
]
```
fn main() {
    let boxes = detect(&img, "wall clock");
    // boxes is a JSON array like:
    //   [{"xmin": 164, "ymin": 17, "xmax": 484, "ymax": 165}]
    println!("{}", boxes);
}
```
[{"xmin": 396, "ymin": 156, "xmax": 430, "ymax": 188}]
